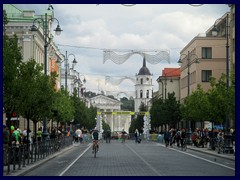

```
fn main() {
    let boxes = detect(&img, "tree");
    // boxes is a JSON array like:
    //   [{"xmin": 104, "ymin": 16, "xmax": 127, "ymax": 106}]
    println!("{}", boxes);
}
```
[
  {"xmin": 181, "ymin": 85, "xmax": 210, "ymax": 128},
  {"xmin": 129, "ymin": 102, "xmax": 147, "ymax": 133},
  {"xmin": 71, "ymin": 88, "xmax": 97, "ymax": 130},
  {"xmin": 120, "ymin": 97, "xmax": 134, "ymax": 111},
  {"xmin": 53, "ymin": 87, "xmax": 74, "ymax": 128},
  {"xmin": 3, "ymin": 10, "xmax": 22, "ymax": 129},
  {"xmin": 16, "ymin": 59, "xmax": 57, "ymax": 141},
  {"xmin": 164, "ymin": 92, "xmax": 181, "ymax": 128},
  {"xmin": 207, "ymin": 73, "xmax": 235, "ymax": 128},
  {"xmin": 150, "ymin": 92, "xmax": 181, "ymax": 131}
]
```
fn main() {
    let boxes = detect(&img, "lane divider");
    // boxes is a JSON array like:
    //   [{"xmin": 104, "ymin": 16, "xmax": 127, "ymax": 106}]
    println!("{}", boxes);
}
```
[{"xmin": 59, "ymin": 143, "xmax": 92, "ymax": 176}]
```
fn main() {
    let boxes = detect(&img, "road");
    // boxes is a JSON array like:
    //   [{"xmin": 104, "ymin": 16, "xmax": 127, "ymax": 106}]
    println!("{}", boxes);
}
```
[{"xmin": 21, "ymin": 140, "xmax": 235, "ymax": 176}]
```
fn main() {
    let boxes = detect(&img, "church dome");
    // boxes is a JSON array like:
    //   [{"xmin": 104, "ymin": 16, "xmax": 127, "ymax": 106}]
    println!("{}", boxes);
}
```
[{"xmin": 138, "ymin": 57, "xmax": 151, "ymax": 75}]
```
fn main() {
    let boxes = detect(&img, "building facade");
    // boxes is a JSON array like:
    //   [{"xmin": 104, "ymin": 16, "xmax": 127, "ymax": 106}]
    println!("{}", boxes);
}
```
[
  {"xmin": 3, "ymin": 4, "xmax": 63, "ymax": 130},
  {"xmin": 90, "ymin": 95, "xmax": 131, "ymax": 133},
  {"xmin": 156, "ymin": 68, "xmax": 180, "ymax": 101}
]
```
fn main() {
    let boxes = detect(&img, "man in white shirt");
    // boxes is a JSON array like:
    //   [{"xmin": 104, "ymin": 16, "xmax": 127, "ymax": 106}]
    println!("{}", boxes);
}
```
[{"xmin": 75, "ymin": 128, "xmax": 82, "ymax": 143}]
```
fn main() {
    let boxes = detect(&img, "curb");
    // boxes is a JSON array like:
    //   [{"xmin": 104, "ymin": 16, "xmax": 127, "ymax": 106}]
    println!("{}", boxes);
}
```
[{"xmin": 187, "ymin": 146, "xmax": 235, "ymax": 161}]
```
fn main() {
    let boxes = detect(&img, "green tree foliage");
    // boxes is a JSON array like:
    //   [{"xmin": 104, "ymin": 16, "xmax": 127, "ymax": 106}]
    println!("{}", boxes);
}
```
[
  {"xmin": 71, "ymin": 89, "xmax": 97, "ymax": 130},
  {"xmin": 120, "ymin": 97, "xmax": 134, "ymax": 111},
  {"xmin": 150, "ymin": 92, "xmax": 181, "ymax": 130},
  {"xmin": 181, "ymin": 85, "xmax": 210, "ymax": 128},
  {"xmin": 163, "ymin": 92, "xmax": 181, "ymax": 128},
  {"xmin": 3, "ymin": 11, "xmax": 22, "ymax": 128},
  {"xmin": 207, "ymin": 73, "xmax": 235, "ymax": 126},
  {"xmin": 129, "ymin": 102, "xmax": 147, "ymax": 133},
  {"xmin": 53, "ymin": 87, "xmax": 74, "ymax": 126}
]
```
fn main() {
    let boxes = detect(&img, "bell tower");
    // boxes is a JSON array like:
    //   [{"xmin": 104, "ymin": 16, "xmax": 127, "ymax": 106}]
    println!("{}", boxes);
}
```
[{"xmin": 134, "ymin": 57, "xmax": 153, "ymax": 112}]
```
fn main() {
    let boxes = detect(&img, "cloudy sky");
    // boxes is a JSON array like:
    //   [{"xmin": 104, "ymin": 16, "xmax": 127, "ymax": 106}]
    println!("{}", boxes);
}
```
[{"xmin": 13, "ymin": 4, "xmax": 230, "ymax": 98}]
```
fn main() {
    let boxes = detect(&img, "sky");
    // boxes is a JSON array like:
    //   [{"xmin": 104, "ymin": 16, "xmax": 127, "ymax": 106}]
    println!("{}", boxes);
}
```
[{"xmin": 12, "ymin": 4, "xmax": 230, "ymax": 99}]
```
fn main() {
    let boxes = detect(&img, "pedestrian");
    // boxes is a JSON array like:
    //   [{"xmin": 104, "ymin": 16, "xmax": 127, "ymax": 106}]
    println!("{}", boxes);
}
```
[
  {"xmin": 37, "ymin": 127, "xmax": 42, "ymax": 142},
  {"xmin": 180, "ymin": 128, "xmax": 187, "ymax": 148},
  {"xmin": 75, "ymin": 128, "xmax": 82, "ymax": 143},
  {"xmin": 84, "ymin": 130, "xmax": 89, "ymax": 142},
  {"xmin": 134, "ymin": 129, "xmax": 140, "ymax": 143},
  {"xmin": 121, "ymin": 129, "xmax": 127, "ymax": 143},
  {"xmin": 3, "ymin": 125, "xmax": 10, "ymax": 165},
  {"xmin": 163, "ymin": 129, "xmax": 171, "ymax": 147},
  {"xmin": 105, "ymin": 129, "xmax": 111, "ymax": 143}
]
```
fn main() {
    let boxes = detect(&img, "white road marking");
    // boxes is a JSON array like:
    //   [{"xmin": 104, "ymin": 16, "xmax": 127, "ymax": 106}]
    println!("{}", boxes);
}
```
[
  {"xmin": 157, "ymin": 143, "xmax": 235, "ymax": 171},
  {"xmin": 126, "ymin": 144, "xmax": 163, "ymax": 176},
  {"xmin": 59, "ymin": 143, "xmax": 92, "ymax": 176}
]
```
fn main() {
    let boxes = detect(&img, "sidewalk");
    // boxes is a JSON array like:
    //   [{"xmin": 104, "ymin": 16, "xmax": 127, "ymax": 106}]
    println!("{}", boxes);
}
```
[{"xmin": 179, "ymin": 144, "xmax": 235, "ymax": 161}]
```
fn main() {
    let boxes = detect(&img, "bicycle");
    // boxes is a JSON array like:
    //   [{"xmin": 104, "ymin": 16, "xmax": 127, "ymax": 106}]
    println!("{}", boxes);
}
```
[{"xmin": 92, "ymin": 140, "xmax": 98, "ymax": 158}]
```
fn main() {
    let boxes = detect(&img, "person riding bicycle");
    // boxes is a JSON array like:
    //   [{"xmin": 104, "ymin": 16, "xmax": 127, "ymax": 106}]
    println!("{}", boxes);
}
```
[{"xmin": 92, "ymin": 128, "xmax": 99, "ymax": 153}]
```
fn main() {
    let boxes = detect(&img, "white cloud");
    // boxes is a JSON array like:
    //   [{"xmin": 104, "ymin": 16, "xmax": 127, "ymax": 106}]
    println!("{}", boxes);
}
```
[{"xmin": 13, "ymin": 4, "xmax": 230, "ymax": 96}]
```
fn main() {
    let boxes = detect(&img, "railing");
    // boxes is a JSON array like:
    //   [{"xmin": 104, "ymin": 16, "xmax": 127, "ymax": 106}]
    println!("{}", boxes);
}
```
[{"xmin": 3, "ymin": 136, "xmax": 73, "ymax": 175}]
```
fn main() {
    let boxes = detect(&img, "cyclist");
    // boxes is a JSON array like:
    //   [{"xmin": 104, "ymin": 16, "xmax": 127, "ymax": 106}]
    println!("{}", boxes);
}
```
[{"xmin": 92, "ymin": 128, "xmax": 99, "ymax": 153}]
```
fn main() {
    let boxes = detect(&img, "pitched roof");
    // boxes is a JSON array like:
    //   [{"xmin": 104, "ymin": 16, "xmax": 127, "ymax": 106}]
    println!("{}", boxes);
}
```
[
  {"xmin": 162, "ymin": 68, "xmax": 180, "ymax": 77},
  {"xmin": 138, "ymin": 57, "xmax": 151, "ymax": 75}
]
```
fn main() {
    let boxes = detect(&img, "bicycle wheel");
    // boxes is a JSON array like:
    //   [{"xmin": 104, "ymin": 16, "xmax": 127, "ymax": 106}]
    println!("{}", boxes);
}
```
[{"xmin": 94, "ymin": 145, "xmax": 97, "ymax": 158}]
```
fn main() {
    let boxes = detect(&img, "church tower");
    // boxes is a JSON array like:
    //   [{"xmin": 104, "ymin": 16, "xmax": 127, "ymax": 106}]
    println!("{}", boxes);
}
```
[{"xmin": 134, "ymin": 57, "xmax": 153, "ymax": 112}]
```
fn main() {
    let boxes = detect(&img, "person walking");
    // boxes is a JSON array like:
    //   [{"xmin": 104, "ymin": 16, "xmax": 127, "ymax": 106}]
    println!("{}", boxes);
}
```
[
  {"xmin": 75, "ymin": 128, "xmax": 82, "ymax": 143},
  {"xmin": 134, "ymin": 129, "xmax": 140, "ymax": 143},
  {"xmin": 121, "ymin": 129, "xmax": 127, "ymax": 143},
  {"xmin": 105, "ymin": 129, "xmax": 111, "ymax": 143},
  {"xmin": 37, "ymin": 127, "xmax": 42, "ymax": 142},
  {"xmin": 164, "ymin": 129, "xmax": 171, "ymax": 147}
]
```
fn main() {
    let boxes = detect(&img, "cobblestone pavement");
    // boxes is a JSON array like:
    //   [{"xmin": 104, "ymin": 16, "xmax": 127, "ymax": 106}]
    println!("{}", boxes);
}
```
[{"xmin": 3, "ymin": 139, "xmax": 235, "ymax": 176}]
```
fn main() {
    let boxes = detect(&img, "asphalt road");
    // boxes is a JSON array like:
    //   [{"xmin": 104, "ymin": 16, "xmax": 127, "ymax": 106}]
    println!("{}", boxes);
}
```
[{"xmin": 21, "ymin": 140, "xmax": 235, "ymax": 176}]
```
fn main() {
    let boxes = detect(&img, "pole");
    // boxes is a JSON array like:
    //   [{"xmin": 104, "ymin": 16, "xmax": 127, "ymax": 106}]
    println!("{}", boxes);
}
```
[
  {"xmin": 64, "ymin": 51, "xmax": 68, "ymax": 134},
  {"xmin": 65, "ymin": 51, "xmax": 68, "ymax": 92},
  {"xmin": 42, "ymin": 13, "xmax": 49, "ymax": 141},
  {"xmin": 225, "ymin": 13, "xmax": 229, "ymax": 131},
  {"xmin": 186, "ymin": 51, "xmax": 192, "ymax": 144}
]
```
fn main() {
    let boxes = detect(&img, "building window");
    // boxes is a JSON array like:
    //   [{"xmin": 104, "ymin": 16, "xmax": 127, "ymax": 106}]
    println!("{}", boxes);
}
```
[
  {"xmin": 140, "ymin": 78, "xmax": 143, "ymax": 84},
  {"xmin": 202, "ymin": 70, "xmax": 212, "ymax": 82},
  {"xmin": 140, "ymin": 90, "xmax": 143, "ymax": 98},
  {"xmin": 202, "ymin": 47, "xmax": 212, "ymax": 59},
  {"xmin": 146, "ymin": 90, "xmax": 149, "ymax": 98}
]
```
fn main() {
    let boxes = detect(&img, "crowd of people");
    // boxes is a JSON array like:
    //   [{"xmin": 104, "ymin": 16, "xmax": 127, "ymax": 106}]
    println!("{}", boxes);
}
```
[{"xmin": 162, "ymin": 127, "xmax": 235, "ymax": 150}]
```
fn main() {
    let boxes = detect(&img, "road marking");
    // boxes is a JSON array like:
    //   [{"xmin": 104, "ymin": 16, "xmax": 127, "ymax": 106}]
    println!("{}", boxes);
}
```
[
  {"xmin": 126, "ymin": 144, "xmax": 163, "ymax": 176},
  {"xmin": 59, "ymin": 143, "xmax": 92, "ymax": 176},
  {"xmin": 157, "ymin": 143, "xmax": 235, "ymax": 171}
]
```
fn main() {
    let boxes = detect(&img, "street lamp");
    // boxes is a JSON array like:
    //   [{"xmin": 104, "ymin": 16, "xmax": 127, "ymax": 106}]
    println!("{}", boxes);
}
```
[
  {"xmin": 73, "ymin": 72, "xmax": 86, "ymax": 98},
  {"xmin": 178, "ymin": 51, "xmax": 199, "ymax": 144},
  {"xmin": 57, "ymin": 51, "xmax": 77, "ymax": 132},
  {"xmin": 212, "ymin": 13, "xmax": 233, "ymax": 153},
  {"xmin": 30, "ymin": 9, "xmax": 62, "ymax": 141},
  {"xmin": 57, "ymin": 51, "xmax": 77, "ymax": 92}
]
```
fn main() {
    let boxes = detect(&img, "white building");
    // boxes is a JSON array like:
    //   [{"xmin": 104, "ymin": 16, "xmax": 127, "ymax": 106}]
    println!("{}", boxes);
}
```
[
  {"xmin": 90, "ymin": 95, "xmax": 132, "ymax": 133},
  {"xmin": 134, "ymin": 58, "xmax": 153, "ymax": 112}
]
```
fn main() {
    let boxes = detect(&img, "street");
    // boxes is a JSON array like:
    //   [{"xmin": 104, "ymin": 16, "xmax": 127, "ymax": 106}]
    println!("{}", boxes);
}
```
[{"xmin": 20, "ymin": 140, "xmax": 235, "ymax": 176}]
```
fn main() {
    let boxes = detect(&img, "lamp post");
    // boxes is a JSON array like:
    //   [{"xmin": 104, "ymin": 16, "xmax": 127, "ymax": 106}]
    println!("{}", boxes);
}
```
[
  {"xmin": 30, "ymin": 9, "xmax": 62, "ymax": 141},
  {"xmin": 73, "ymin": 72, "xmax": 86, "ymax": 98},
  {"xmin": 57, "ymin": 51, "xmax": 77, "ymax": 132},
  {"xmin": 178, "ymin": 51, "xmax": 199, "ymax": 144},
  {"xmin": 212, "ymin": 13, "xmax": 233, "ymax": 153}
]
